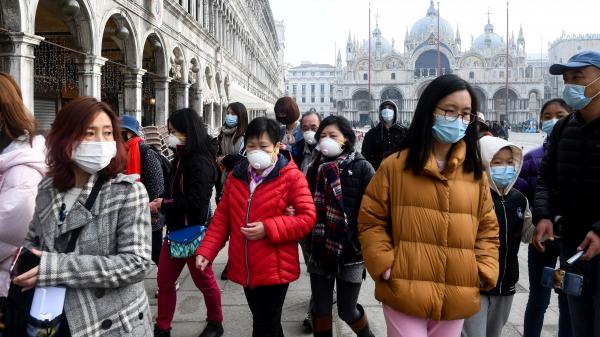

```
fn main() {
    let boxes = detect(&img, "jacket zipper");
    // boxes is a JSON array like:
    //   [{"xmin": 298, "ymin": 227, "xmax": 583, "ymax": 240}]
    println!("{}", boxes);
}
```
[
  {"xmin": 244, "ymin": 191, "xmax": 255, "ymax": 287},
  {"xmin": 498, "ymin": 196, "xmax": 509, "ymax": 294}
]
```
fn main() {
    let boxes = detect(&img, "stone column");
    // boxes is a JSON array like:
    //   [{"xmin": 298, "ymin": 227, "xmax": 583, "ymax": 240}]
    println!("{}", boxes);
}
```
[
  {"xmin": 78, "ymin": 55, "xmax": 107, "ymax": 99},
  {"xmin": 0, "ymin": 32, "xmax": 44, "ymax": 112},
  {"xmin": 190, "ymin": 84, "xmax": 203, "ymax": 118},
  {"xmin": 207, "ymin": 101, "xmax": 214, "ymax": 129},
  {"xmin": 174, "ymin": 82, "xmax": 190, "ymax": 110},
  {"xmin": 153, "ymin": 77, "xmax": 171, "ymax": 126},
  {"xmin": 123, "ymin": 68, "xmax": 146, "ymax": 121}
]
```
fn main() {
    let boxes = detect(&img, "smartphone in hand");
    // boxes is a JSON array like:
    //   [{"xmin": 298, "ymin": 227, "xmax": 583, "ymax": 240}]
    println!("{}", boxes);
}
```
[{"xmin": 9, "ymin": 247, "xmax": 40, "ymax": 277}]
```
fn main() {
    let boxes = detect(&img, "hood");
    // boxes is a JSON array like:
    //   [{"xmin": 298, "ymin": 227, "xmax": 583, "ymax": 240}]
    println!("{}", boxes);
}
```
[
  {"xmin": 0, "ymin": 135, "xmax": 46, "ymax": 175},
  {"xmin": 379, "ymin": 100, "xmax": 398, "ymax": 124},
  {"xmin": 479, "ymin": 135, "xmax": 523, "ymax": 195}
]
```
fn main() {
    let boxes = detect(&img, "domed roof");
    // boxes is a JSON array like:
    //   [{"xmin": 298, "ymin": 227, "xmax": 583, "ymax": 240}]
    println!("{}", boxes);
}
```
[
  {"xmin": 473, "ymin": 20, "xmax": 504, "ymax": 52},
  {"xmin": 409, "ymin": 1, "xmax": 455, "ymax": 44},
  {"xmin": 362, "ymin": 25, "xmax": 393, "ymax": 54}
]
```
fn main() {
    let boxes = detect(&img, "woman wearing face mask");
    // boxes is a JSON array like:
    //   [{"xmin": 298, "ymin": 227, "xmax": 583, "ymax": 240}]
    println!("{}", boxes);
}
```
[
  {"xmin": 358, "ymin": 74, "xmax": 499, "ymax": 337},
  {"xmin": 151, "ymin": 108, "xmax": 223, "ymax": 337},
  {"xmin": 12, "ymin": 97, "xmax": 153, "ymax": 336},
  {"xmin": 514, "ymin": 98, "xmax": 573, "ymax": 337},
  {"xmin": 196, "ymin": 117, "xmax": 316, "ymax": 337},
  {"xmin": 216, "ymin": 102, "xmax": 248, "ymax": 198},
  {"xmin": 461, "ymin": 136, "xmax": 534, "ymax": 337},
  {"xmin": 274, "ymin": 97, "xmax": 303, "ymax": 158},
  {"xmin": 304, "ymin": 115, "xmax": 376, "ymax": 337}
]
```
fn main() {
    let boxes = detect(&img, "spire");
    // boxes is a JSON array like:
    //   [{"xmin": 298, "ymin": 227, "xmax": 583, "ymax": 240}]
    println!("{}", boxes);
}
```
[
  {"xmin": 347, "ymin": 30, "xmax": 352, "ymax": 46},
  {"xmin": 484, "ymin": 9, "xmax": 494, "ymax": 34},
  {"xmin": 518, "ymin": 24, "xmax": 525, "ymax": 42},
  {"xmin": 427, "ymin": 0, "xmax": 437, "ymax": 16},
  {"xmin": 455, "ymin": 24, "xmax": 461, "ymax": 42},
  {"xmin": 337, "ymin": 49, "xmax": 342, "ymax": 61}
]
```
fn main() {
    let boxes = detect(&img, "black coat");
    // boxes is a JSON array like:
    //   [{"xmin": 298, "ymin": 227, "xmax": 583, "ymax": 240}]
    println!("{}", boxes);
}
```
[
  {"xmin": 361, "ymin": 123, "xmax": 407, "ymax": 170},
  {"xmin": 485, "ymin": 189, "xmax": 529, "ymax": 296},
  {"xmin": 162, "ymin": 146, "xmax": 218, "ymax": 231},
  {"xmin": 534, "ymin": 112, "xmax": 600, "ymax": 244},
  {"xmin": 306, "ymin": 152, "xmax": 375, "ymax": 264}
]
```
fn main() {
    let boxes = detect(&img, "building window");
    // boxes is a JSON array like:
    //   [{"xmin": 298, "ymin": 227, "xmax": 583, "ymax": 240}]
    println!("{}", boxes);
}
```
[
  {"xmin": 363, "ymin": 73, "xmax": 368, "ymax": 81},
  {"xmin": 311, "ymin": 97, "xmax": 315, "ymax": 103},
  {"xmin": 301, "ymin": 85, "xmax": 306, "ymax": 95},
  {"xmin": 302, "ymin": 72, "xmax": 306, "ymax": 76},
  {"xmin": 499, "ymin": 71, "xmax": 504, "ymax": 78},
  {"xmin": 292, "ymin": 85, "xmax": 297, "ymax": 95},
  {"xmin": 311, "ymin": 84, "xmax": 315, "ymax": 95},
  {"xmin": 329, "ymin": 72, "xmax": 334, "ymax": 76},
  {"xmin": 311, "ymin": 72, "xmax": 315, "ymax": 76},
  {"xmin": 302, "ymin": 97, "xmax": 306, "ymax": 103},
  {"xmin": 330, "ymin": 97, "xmax": 334, "ymax": 103},
  {"xmin": 469, "ymin": 71, "xmax": 475, "ymax": 79},
  {"xmin": 391, "ymin": 73, "xmax": 396, "ymax": 80},
  {"xmin": 320, "ymin": 84, "xmax": 325, "ymax": 94},
  {"xmin": 320, "ymin": 72, "xmax": 324, "ymax": 76},
  {"xmin": 321, "ymin": 97, "xmax": 325, "ymax": 103},
  {"xmin": 330, "ymin": 85, "xmax": 334, "ymax": 97}
]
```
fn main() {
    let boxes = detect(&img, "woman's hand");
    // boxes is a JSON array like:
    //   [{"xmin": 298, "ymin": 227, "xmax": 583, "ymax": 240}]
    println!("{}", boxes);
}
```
[
  {"xmin": 278, "ymin": 143, "xmax": 287, "ymax": 151},
  {"xmin": 150, "ymin": 198, "xmax": 163, "ymax": 213},
  {"xmin": 12, "ymin": 248, "xmax": 42, "ymax": 292},
  {"xmin": 241, "ymin": 222, "xmax": 266, "ymax": 240},
  {"xmin": 196, "ymin": 255, "xmax": 210, "ymax": 271},
  {"xmin": 382, "ymin": 268, "xmax": 391, "ymax": 281},
  {"xmin": 284, "ymin": 205, "xmax": 296, "ymax": 216}
]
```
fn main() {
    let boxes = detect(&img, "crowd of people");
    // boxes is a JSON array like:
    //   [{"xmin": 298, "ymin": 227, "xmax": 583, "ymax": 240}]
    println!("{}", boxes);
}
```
[{"xmin": 0, "ymin": 50, "xmax": 600, "ymax": 337}]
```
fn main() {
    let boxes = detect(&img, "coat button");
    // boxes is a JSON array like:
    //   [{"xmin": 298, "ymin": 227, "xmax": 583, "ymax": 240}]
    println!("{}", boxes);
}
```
[
  {"xmin": 94, "ymin": 289, "xmax": 105, "ymax": 298},
  {"xmin": 138, "ymin": 312, "xmax": 144, "ymax": 320},
  {"xmin": 101, "ymin": 319, "xmax": 112, "ymax": 330}
]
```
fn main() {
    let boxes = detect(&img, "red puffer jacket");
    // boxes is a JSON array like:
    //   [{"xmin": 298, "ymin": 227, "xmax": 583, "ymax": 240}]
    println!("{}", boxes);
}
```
[{"xmin": 197, "ymin": 154, "xmax": 316, "ymax": 287}]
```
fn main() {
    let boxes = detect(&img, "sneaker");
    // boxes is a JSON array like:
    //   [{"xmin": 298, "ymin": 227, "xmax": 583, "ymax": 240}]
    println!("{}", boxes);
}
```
[
  {"xmin": 302, "ymin": 312, "xmax": 313, "ymax": 332},
  {"xmin": 198, "ymin": 321, "xmax": 224, "ymax": 337},
  {"xmin": 154, "ymin": 325, "xmax": 171, "ymax": 337},
  {"xmin": 155, "ymin": 282, "xmax": 180, "ymax": 298}
]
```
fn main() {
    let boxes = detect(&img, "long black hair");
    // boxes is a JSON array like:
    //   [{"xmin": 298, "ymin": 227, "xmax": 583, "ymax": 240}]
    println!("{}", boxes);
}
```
[
  {"xmin": 226, "ymin": 102, "xmax": 249, "ymax": 143},
  {"xmin": 539, "ymin": 98, "xmax": 572, "ymax": 120},
  {"xmin": 168, "ymin": 108, "xmax": 216, "ymax": 159},
  {"xmin": 399, "ymin": 74, "xmax": 483, "ymax": 179}
]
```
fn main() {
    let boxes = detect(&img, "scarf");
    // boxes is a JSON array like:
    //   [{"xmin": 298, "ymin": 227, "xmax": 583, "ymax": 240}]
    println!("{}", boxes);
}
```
[
  {"xmin": 126, "ymin": 136, "xmax": 143, "ymax": 180},
  {"xmin": 219, "ymin": 126, "xmax": 239, "ymax": 156},
  {"xmin": 311, "ymin": 151, "xmax": 356, "ymax": 270}
]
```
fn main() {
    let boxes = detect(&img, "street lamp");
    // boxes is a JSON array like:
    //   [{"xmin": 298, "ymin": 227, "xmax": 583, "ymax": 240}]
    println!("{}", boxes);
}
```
[{"xmin": 149, "ymin": 97, "xmax": 156, "ymax": 125}]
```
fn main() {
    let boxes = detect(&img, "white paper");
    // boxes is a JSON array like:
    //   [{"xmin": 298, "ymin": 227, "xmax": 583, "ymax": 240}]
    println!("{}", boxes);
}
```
[{"xmin": 29, "ymin": 287, "xmax": 67, "ymax": 320}]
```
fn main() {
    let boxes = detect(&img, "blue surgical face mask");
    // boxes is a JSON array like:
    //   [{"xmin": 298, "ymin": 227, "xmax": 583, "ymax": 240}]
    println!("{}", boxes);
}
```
[
  {"xmin": 432, "ymin": 115, "xmax": 469, "ymax": 144},
  {"xmin": 225, "ymin": 114, "xmax": 238, "ymax": 127},
  {"xmin": 541, "ymin": 118, "xmax": 558, "ymax": 134},
  {"xmin": 563, "ymin": 75, "xmax": 600, "ymax": 111},
  {"xmin": 490, "ymin": 165, "xmax": 516, "ymax": 189},
  {"xmin": 381, "ymin": 108, "xmax": 394, "ymax": 122}
]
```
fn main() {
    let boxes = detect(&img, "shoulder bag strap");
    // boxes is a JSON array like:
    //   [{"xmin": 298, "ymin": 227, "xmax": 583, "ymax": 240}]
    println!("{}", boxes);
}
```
[{"xmin": 65, "ymin": 175, "xmax": 106, "ymax": 253}]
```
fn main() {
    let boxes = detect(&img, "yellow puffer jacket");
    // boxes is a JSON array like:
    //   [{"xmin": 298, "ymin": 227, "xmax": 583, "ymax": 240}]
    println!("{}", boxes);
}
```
[{"xmin": 358, "ymin": 141, "xmax": 499, "ymax": 321}]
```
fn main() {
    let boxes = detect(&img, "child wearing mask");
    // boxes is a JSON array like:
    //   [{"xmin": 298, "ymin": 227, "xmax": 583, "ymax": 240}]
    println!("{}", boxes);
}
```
[{"xmin": 461, "ymin": 135, "xmax": 534, "ymax": 337}]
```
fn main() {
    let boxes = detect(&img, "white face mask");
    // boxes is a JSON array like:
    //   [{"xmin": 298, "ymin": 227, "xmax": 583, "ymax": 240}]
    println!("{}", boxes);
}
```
[
  {"xmin": 247, "ymin": 150, "xmax": 275, "ymax": 170},
  {"xmin": 303, "ymin": 131, "xmax": 317, "ymax": 145},
  {"xmin": 167, "ymin": 134, "xmax": 182, "ymax": 148},
  {"xmin": 72, "ymin": 141, "xmax": 117, "ymax": 174},
  {"xmin": 381, "ymin": 108, "xmax": 395, "ymax": 122},
  {"xmin": 319, "ymin": 137, "xmax": 344, "ymax": 157}
]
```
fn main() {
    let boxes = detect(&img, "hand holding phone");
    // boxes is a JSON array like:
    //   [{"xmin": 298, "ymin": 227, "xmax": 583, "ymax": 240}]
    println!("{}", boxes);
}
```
[{"xmin": 9, "ymin": 247, "xmax": 40, "ymax": 278}]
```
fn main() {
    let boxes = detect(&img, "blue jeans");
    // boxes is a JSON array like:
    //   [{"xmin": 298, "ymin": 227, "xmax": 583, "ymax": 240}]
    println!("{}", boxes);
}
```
[
  {"xmin": 523, "ymin": 243, "xmax": 572, "ymax": 337},
  {"xmin": 561, "ymin": 240, "xmax": 600, "ymax": 337}
]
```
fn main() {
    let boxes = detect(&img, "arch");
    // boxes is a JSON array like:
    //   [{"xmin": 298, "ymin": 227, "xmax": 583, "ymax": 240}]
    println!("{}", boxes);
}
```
[
  {"xmin": 0, "ymin": 0, "xmax": 25, "ymax": 32},
  {"xmin": 352, "ymin": 89, "xmax": 372, "ymax": 112},
  {"xmin": 140, "ymin": 29, "xmax": 168, "ymax": 77},
  {"xmin": 98, "ymin": 8, "xmax": 139, "ymax": 68},
  {"xmin": 416, "ymin": 80, "xmax": 433, "ymax": 98},
  {"xmin": 471, "ymin": 86, "xmax": 488, "ymax": 113},
  {"xmin": 493, "ymin": 87, "xmax": 519, "ymax": 118},
  {"xmin": 414, "ymin": 50, "xmax": 451, "ymax": 78},
  {"xmin": 380, "ymin": 86, "xmax": 403, "ymax": 111},
  {"xmin": 34, "ymin": 0, "xmax": 96, "ymax": 53}
]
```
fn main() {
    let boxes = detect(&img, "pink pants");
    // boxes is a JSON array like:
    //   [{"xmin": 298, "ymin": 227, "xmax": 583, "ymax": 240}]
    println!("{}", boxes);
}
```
[
  {"xmin": 383, "ymin": 304, "xmax": 464, "ymax": 337},
  {"xmin": 155, "ymin": 241, "xmax": 223, "ymax": 330}
]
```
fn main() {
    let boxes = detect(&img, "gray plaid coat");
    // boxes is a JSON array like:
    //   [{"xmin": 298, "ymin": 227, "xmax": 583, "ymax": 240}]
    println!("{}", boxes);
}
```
[{"xmin": 24, "ymin": 173, "xmax": 153, "ymax": 337}]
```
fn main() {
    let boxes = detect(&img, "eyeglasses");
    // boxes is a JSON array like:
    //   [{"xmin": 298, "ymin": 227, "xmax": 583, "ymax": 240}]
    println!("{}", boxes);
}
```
[{"xmin": 436, "ymin": 107, "xmax": 475, "ymax": 124}]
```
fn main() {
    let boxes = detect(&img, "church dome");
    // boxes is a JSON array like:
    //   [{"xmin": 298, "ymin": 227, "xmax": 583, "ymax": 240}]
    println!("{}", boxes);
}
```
[
  {"xmin": 362, "ymin": 26, "xmax": 393, "ymax": 54},
  {"xmin": 473, "ymin": 20, "xmax": 504, "ymax": 52},
  {"xmin": 409, "ymin": 0, "xmax": 454, "ymax": 45}
]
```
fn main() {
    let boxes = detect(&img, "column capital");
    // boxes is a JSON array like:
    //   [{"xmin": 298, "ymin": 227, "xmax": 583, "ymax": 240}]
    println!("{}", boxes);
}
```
[{"xmin": 0, "ymin": 32, "xmax": 44, "ymax": 59}]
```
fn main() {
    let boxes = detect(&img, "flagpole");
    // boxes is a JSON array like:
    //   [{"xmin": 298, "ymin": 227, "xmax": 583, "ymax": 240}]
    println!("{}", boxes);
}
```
[
  {"xmin": 368, "ymin": 2, "xmax": 372, "ymax": 123},
  {"xmin": 505, "ymin": 1, "xmax": 509, "ymax": 123},
  {"xmin": 437, "ymin": 1, "xmax": 441, "ymax": 76}
]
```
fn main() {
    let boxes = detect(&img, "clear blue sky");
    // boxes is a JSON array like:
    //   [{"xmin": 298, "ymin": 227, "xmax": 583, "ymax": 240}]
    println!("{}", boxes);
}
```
[{"xmin": 269, "ymin": 0, "xmax": 600, "ymax": 66}]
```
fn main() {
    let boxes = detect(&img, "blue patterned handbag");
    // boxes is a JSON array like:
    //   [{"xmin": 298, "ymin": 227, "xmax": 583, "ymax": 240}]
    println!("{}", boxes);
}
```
[{"xmin": 167, "ymin": 225, "xmax": 207, "ymax": 258}]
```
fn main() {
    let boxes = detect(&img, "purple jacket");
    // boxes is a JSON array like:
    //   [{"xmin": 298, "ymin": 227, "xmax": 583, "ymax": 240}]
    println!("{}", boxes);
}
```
[{"xmin": 514, "ymin": 143, "xmax": 546, "ymax": 205}]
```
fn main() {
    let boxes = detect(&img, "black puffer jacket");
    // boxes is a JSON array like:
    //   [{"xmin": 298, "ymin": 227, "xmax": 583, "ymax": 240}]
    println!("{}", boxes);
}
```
[
  {"xmin": 161, "ymin": 145, "xmax": 218, "ymax": 231},
  {"xmin": 306, "ymin": 152, "xmax": 375, "ymax": 264},
  {"xmin": 361, "ymin": 101, "xmax": 407, "ymax": 170},
  {"xmin": 534, "ymin": 112, "xmax": 600, "ymax": 244},
  {"xmin": 486, "ymin": 189, "xmax": 529, "ymax": 296}
]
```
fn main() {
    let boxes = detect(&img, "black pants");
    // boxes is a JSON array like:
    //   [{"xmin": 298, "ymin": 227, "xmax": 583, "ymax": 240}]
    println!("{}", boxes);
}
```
[
  {"xmin": 310, "ymin": 273, "xmax": 361, "ymax": 324},
  {"xmin": 151, "ymin": 229, "xmax": 163, "ymax": 265},
  {"xmin": 244, "ymin": 283, "xmax": 289, "ymax": 337},
  {"xmin": 561, "ymin": 241, "xmax": 600, "ymax": 337}
]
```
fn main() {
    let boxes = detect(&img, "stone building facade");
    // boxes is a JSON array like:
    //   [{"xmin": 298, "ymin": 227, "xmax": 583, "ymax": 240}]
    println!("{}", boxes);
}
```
[
  {"xmin": 286, "ymin": 63, "xmax": 336, "ymax": 116},
  {"xmin": 0, "ymin": 0, "xmax": 284, "ymax": 133},
  {"xmin": 334, "ymin": 1, "xmax": 545, "ymax": 126}
]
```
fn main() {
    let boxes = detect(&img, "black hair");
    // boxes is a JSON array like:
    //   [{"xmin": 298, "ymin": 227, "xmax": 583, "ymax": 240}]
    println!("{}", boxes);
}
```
[
  {"xmin": 315, "ymin": 115, "xmax": 356, "ymax": 152},
  {"xmin": 244, "ymin": 117, "xmax": 281, "ymax": 145},
  {"xmin": 539, "ymin": 98, "xmax": 572, "ymax": 120},
  {"xmin": 168, "ymin": 108, "xmax": 216, "ymax": 158},
  {"xmin": 300, "ymin": 110, "xmax": 322, "ymax": 125},
  {"xmin": 398, "ymin": 74, "xmax": 483, "ymax": 179},
  {"xmin": 225, "ymin": 102, "xmax": 249, "ymax": 143}
]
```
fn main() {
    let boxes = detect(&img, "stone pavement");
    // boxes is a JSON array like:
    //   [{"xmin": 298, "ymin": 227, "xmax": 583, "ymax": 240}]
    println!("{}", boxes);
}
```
[{"xmin": 145, "ymin": 132, "xmax": 562, "ymax": 336}]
